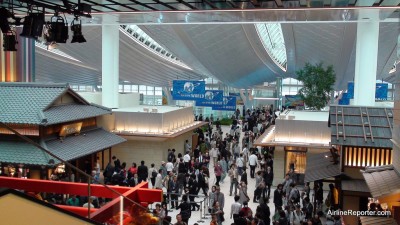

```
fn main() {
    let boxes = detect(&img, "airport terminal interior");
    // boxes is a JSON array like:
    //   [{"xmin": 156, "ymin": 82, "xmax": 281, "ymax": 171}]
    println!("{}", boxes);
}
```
[{"xmin": 0, "ymin": 0, "xmax": 399, "ymax": 225}]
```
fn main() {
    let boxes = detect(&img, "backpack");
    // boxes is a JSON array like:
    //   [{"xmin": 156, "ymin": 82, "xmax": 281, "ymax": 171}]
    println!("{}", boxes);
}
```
[{"xmin": 152, "ymin": 170, "xmax": 158, "ymax": 178}]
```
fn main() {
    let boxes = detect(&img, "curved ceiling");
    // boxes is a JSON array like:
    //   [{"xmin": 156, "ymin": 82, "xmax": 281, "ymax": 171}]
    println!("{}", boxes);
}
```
[{"xmin": 35, "ymin": 26, "xmax": 205, "ymax": 86}]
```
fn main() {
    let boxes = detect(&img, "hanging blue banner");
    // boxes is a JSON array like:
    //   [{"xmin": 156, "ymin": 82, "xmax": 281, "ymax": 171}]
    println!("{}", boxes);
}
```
[
  {"xmin": 172, "ymin": 80, "xmax": 206, "ymax": 100},
  {"xmin": 347, "ymin": 82, "xmax": 388, "ymax": 100},
  {"xmin": 375, "ymin": 83, "xmax": 388, "ymax": 100},
  {"xmin": 347, "ymin": 82, "xmax": 354, "ymax": 99},
  {"xmin": 339, "ymin": 93, "xmax": 350, "ymax": 105},
  {"xmin": 195, "ymin": 90, "xmax": 224, "ymax": 107},
  {"xmin": 212, "ymin": 96, "xmax": 236, "ymax": 111}
]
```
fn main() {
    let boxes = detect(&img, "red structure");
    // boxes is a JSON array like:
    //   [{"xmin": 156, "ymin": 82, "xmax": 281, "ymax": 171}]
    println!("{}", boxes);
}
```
[{"xmin": 0, "ymin": 177, "xmax": 162, "ymax": 223}]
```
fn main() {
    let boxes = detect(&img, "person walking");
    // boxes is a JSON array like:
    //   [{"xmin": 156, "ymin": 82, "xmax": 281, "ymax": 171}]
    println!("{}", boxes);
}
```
[
  {"xmin": 214, "ymin": 160, "xmax": 223, "ymax": 186},
  {"xmin": 137, "ymin": 161, "xmax": 148, "ymax": 183},
  {"xmin": 248, "ymin": 151, "xmax": 258, "ymax": 178},
  {"xmin": 176, "ymin": 195, "xmax": 191, "ymax": 224},
  {"xmin": 228, "ymin": 164, "xmax": 239, "ymax": 196},
  {"xmin": 263, "ymin": 166, "xmax": 274, "ymax": 198}
]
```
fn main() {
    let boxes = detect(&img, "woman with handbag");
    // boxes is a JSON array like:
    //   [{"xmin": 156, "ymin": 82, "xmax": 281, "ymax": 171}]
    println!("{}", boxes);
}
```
[
  {"xmin": 239, "ymin": 181, "xmax": 250, "ymax": 204},
  {"xmin": 211, "ymin": 201, "xmax": 224, "ymax": 225}
]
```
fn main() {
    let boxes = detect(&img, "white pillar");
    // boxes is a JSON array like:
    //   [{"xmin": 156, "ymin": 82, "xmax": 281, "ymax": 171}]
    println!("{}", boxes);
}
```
[
  {"xmin": 354, "ymin": 13, "xmax": 379, "ymax": 106},
  {"xmin": 102, "ymin": 22, "xmax": 119, "ymax": 108}
]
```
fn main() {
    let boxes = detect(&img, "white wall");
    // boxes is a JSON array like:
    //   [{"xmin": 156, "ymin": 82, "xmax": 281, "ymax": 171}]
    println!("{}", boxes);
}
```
[
  {"xmin": 76, "ymin": 92, "xmax": 140, "ymax": 108},
  {"xmin": 111, "ymin": 131, "xmax": 193, "ymax": 170},
  {"xmin": 119, "ymin": 93, "xmax": 140, "ymax": 108}
]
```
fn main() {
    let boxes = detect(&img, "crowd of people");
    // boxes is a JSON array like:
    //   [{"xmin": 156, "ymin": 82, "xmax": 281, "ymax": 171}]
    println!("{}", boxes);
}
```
[{"xmin": 39, "ymin": 106, "xmax": 346, "ymax": 225}]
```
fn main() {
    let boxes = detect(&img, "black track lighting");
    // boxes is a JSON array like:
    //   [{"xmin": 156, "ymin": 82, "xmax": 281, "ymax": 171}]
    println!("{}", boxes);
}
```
[
  {"xmin": 20, "ymin": 13, "xmax": 45, "ymax": 40},
  {"xmin": 44, "ymin": 15, "xmax": 68, "ymax": 44},
  {"xmin": 3, "ymin": 31, "xmax": 17, "ymax": 51},
  {"xmin": 0, "ymin": 7, "xmax": 12, "ymax": 34},
  {"xmin": 71, "ymin": 17, "xmax": 86, "ymax": 43}
]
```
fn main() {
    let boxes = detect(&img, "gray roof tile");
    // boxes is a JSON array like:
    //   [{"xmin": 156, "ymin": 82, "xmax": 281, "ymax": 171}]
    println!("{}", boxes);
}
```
[
  {"xmin": 330, "ymin": 105, "xmax": 393, "ymax": 148},
  {"xmin": 305, "ymin": 152, "xmax": 341, "ymax": 182},
  {"xmin": 0, "ymin": 141, "xmax": 59, "ymax": 166},
  {"xmin": 44, "ymin": 104, "xmax": 111, "ymax": 125},
  {"xmin": 45, "ymin": 128, "xmax": 126, "ymax": 161},
  {"xmin": 0, "ymin": 83, "xmax": 111, "ymax": 125},
  {"xmin": 0, "ymin": 83, "xmax": 67, "ymax": 124},
  {"xmin": 341, "ymin": 179, "xmax": 370, "ymax": 193},
  {"xmin": 362, "ymin": 165, "xmax": 400, "ymax": 198}
]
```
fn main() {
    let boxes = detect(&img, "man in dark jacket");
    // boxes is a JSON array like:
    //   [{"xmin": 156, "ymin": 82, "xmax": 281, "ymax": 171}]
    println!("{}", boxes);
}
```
[
  {"xmin": 137, "ymin": 160, "xmax": 148, "ymax": 183},
  {"xmin": 273, "ymin": 184, "xmax": 283, "ymax": 212},
  {"xmin": 263, "ymin": 166, "xmax": 274, "ymax": 198},
  {"xmin": 188, "ymin": 174, "xmax": 200, "ymax": 211}
]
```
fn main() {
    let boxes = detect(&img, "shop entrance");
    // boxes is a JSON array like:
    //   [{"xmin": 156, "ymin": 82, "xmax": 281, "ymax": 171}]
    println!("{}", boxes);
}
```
[{"xmin": 284, "ymin": 146, "xmax": 307, "ymax": 185}]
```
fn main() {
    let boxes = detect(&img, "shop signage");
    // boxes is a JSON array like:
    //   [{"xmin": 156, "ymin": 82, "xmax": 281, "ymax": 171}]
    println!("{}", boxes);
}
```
[{"xmin": 59, "ymin": 122, "xmax": 83, "ymax": 137}]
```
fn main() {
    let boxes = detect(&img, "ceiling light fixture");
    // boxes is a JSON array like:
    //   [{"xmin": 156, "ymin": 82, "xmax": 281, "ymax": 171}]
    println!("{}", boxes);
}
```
[
  {"xmin": 20, "ymin": 13, "xmax": 45, "ymax": 40},
  {"xmin": 71, "ymin": 16, "xmax": 86, "ymax": 43},
  {"xmin": 0, "ymin": 7, "xmax": 12, "ymax": 34},
  {"xmin": 3, "ymin": 30, "xmax": 18, "ymax": 51},
  {"xmin": 44, "ymin": 13, "xmax": 68, "ymax": 44}
]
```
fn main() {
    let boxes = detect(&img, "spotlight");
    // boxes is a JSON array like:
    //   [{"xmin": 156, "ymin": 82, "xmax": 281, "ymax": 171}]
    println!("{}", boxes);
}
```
[
  {"xmin": 20, "ymin": 13, "xmax": 45, "ymax": 39},
  {"xmin": 71, "ymin": 17, "xmax": 86, "ymax": 43},
  {"xmin": 3, "ymin": 31, "xmax": 18, "ymax": 51},
  {"xmin": 0, "ymin": 7, "xmax": 11, "ymax": 34},
  {"xmin": 44, "ymin": 16, "xmax": 68, "ymax": 44}
]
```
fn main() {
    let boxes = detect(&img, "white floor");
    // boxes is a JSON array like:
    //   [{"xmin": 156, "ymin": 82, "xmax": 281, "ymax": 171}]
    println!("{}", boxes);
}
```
[
  {"xmin": 152, "ymin": 125, "xmax": 280, "ymax": 225},
  {"xmin": 148, "ymin": 125, "xmax": 330, "ymax": 225}
]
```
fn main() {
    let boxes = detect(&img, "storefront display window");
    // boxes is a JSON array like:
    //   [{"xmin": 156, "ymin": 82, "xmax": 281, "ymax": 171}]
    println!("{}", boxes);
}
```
[{"xmin": 285, "ymin": 147, "xmax": 307, "ymax": 184}]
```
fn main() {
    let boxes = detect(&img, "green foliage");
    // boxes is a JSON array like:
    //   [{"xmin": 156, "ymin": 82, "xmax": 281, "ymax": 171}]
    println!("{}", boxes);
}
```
[
  {"xmin": 219, "ymin": 118, "xmax": 233, "ymax": 125},
  {"xmin": 296, "ymin": 62, "xmax": 336, "ymax": 110}
]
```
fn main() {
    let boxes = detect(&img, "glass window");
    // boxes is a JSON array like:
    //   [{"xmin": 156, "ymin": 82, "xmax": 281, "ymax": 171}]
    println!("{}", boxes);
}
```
[
  {"xmin": 120, "ymin": 25, "xmax": 192, "ymax": 70},
  {"xmin": 124, "ymin": 85, "xmax": 131, "ymax": 92},
  {"xmin": 285, "ymin": 147, "xmax": 307, "ymax": 174},
  {"xmin": 132, "ymin": 85, "xmax": 139, "ymax": 93}
]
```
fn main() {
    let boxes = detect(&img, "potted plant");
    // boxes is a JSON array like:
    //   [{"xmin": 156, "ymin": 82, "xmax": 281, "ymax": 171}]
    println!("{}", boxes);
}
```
[{"xmin": 296, "ymin": 62, "xmax": 336, "ymax": 110}]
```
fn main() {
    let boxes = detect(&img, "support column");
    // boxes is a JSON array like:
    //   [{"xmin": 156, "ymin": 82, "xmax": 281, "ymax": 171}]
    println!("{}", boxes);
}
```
[
  {"xmin": 354, "ymin": 14, "xmax": 379, "ymax": 106},
  {"xmin": 275, "ymin": 77, "xmax": 283, "ymax": 110},
  {"xmin": 102, "ymin": 21, "xmax": 119, "ymax": 109}
]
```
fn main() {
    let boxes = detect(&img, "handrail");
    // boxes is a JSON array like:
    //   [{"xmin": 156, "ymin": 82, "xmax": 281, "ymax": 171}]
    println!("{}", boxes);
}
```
[{"xmin": 0, "ymin": 122, "xmax": 169, "ymax": 223}]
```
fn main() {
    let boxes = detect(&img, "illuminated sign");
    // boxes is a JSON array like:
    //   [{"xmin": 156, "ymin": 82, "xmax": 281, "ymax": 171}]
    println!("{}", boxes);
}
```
[{"xmin": 59, "ymin": 122, "xmax": 82, "ymax": 137}]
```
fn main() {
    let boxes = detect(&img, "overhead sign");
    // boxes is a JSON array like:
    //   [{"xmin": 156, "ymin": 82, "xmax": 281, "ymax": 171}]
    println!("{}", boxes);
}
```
[
  {"xmin": 347, "ymin": 82, "xmax": 388, "ymax": 100},
  {"xmin": 229, "ymin": 92, "xmax": 244, "ymax": 105},
  {"xmin": 59, "ymin": 122, "xmax": 83, "ymax": 137},
  {"xmin": 172, "ymin": 80, "xmax": 205, "ymax": 100},
  {"xmin": 212, "ymin": 96, "xmax": 236, "ymax": 111},
  {"xmin": 195, "ymin": 90, "xmax": 223, "ymax": 107}
]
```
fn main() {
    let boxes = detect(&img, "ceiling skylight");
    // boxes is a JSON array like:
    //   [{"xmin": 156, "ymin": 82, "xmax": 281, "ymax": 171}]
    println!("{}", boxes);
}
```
[
  {"xmin": 255, "ymin": 24, "xmax": 287, "ymax": 72},
  {"xmin": 120, "ymin": 25, "xmax": 192, "ymax": 70},
  {"xmin": 35, "ymin": 41, "xmax": 81, "ymax": 62}
]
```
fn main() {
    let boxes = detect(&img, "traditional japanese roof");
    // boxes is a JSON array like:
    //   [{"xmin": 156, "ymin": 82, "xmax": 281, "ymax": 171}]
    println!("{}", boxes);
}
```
[
  {"xmin": 45, "ymin": 128, "xmax": 126, "ymax": 161},
  {"xmin": 304, "ymin": 152, "xmax": 341, "ymax": 182},
  {"xmin": 0, "ymin": 82, "xmax": 111, "ymax": 125},
  {"xmin": 362, "ymin": 165, "xmax": 400, "ymax": 198},
  {"xmin": 341, "ymin": 179, "xmax": 370, "ymax": 193},
  {"xmin": 329, "ymin": 105, "xmax": 393, "ymax": 148},
  {"xmin": 0, "ymin": 140, "xmax": 59, "ymax": 166}
]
